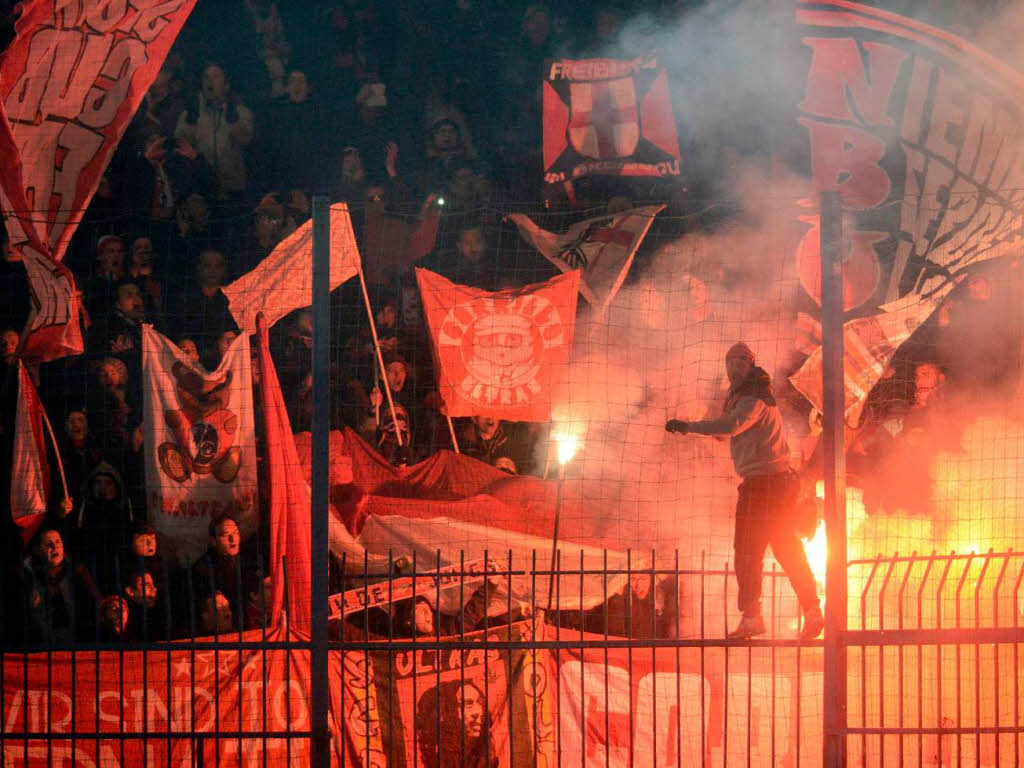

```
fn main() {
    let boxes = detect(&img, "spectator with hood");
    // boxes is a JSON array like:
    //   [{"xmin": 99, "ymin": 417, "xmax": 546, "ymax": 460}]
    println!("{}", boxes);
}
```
[{"xmin": 72, "ymin": 461, "xmax": 135, "ymax": 593}]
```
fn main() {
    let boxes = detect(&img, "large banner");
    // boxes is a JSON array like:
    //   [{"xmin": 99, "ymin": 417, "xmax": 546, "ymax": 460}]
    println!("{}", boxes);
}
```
[
  {"xmin": 416, "ymin": 268, "xmax": 580, "ymax": 421},
  {"xmin": 790, "ymin": 0, "xmax": 1024, "ymax": 413},
  {"xmin": 0, "ymin": 629, "xmax": 315, "ymax": 768},
  {"xmin": 0, "ymin": 0, "xmax": 198, "ymax": 361},
  {"xmin": 368, "ymin": 621, "xmax": 543, "ymax": 768},
  {"xmin": 142, "ymin": 326, "xmax": 258, "ymax": 566},
  {"xmin": 543, "ymin": 56, "xmax": 680, "ymax": 184}
]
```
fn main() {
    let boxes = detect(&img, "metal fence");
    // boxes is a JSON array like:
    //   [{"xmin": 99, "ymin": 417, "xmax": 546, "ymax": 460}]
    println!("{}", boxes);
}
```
[{"xmin": 4, "ymin": 548, "xmax": 1023, "ymax": 766}]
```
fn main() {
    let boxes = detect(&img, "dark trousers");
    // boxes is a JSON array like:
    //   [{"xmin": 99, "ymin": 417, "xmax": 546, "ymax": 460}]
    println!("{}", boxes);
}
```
[{"xmin": 734, "ymin": 471, "xmax": 818, "ymax": 617}]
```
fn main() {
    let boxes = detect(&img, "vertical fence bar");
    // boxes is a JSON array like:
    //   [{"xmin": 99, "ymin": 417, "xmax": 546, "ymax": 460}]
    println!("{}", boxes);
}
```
[
  {"xmin": 310, "ymin": 194, "xmax": 331, "ymax": 768},
  {"xmin": 820, "ymin": 188, "xmax": 848, "ymax": 768}
]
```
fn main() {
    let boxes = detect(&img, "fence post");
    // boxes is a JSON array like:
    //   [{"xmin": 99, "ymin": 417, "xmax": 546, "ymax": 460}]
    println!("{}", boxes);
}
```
[
  {"xmin": 820, "ymin": 189, "xmax": 848, "ymax": 768},
  {"xmin": 310, "ymin": 195, "xmax": 331, "ymax": 768}
]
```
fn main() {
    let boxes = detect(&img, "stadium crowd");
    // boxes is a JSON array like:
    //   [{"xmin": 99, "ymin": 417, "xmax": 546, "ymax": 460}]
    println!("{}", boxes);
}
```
[{"xmin": 0, "ymin": 0, "xmax": 1017, "ymax": 645}]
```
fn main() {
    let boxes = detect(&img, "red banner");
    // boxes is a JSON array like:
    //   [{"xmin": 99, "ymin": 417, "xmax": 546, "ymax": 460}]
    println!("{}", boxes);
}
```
[
  {"xmin": 543, "ymin": 56, "xmax": 680, "ymax": 183},
  {"xmin": 367, "ymin": 621, "xmax": 543, "ymax": 768},
  {"xmin": 416, "ymin": 268, "xmax": 580, "ymax": 421},
  {"xmin": 10, "ymin": 361, "xmax": 50, "ymax": 541},
  {"xmin": 0, "ymin": 629, "xmax": 317, "ymax": 768},
  {"xmin": 0, "ymin": 0, "xmax": 197, "ymax": 361}
]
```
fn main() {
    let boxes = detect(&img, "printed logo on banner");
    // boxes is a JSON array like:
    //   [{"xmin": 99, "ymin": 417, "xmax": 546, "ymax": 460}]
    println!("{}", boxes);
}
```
[
  {"xmin": 544, "ymin": 55, "xmax": 680, "ymax": 183},
  {"xmin": 568, "ymin": 79, "xmax": 640, "ymax": 160},
  {"xmin": 366, "ymin": 621, "xmax": 538, "ymax": 768},
  {"xmin": 417, "ymin": 268, "xmax": 580, "ymax": 421},
  {"xmin": 439, "ymin": 294, "xmax": 566, "ymax": 400},
  {"xmin": 790, "ymin": 0, "xmax": 1024, "ymax": 416}
]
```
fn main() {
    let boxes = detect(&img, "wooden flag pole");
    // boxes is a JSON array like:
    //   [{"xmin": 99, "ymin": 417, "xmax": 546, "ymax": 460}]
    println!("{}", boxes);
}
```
[
  {"xmin": 356, "ymin": 264, "xmax": 403, "ymax": 447},
  {"xmin": 445, "ymin": 411, "xmax": 460, "ymax": 454}
]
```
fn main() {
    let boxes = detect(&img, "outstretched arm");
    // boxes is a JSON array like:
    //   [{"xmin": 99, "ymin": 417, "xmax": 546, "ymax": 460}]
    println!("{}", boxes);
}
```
[{"xmin": 672, "ymin": 396, "xmax": 765, "ymax": 437}]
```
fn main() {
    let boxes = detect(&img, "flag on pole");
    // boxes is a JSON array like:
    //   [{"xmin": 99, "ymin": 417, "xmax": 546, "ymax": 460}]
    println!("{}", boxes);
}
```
[
  {"xmin": 416, "ymin": 268, "xmax": 580, "ymax": 421},
  {"xmin": 256, "ymin": 318, "xmax": 312, "ymax": 630},
  {"xmin": 223, "ymin": 203, "xmax": 361, "ymax": 332},
  {"xmin": 789, "ymin": 283, "xmax": 959, "ymax": 422},
  {"xmin": 507, "ymin": 205, "xmax": 664, "ymax": 311},
  {"xmin": 10, "ymin": 361, "xmax": 49, "ymax": 542},
  {"xmin": 0, "ymin": 0, "xmax": 198, "ymax": 361}
]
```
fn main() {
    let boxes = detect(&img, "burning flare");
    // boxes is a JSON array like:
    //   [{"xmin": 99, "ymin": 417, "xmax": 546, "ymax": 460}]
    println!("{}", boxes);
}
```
[{"xmin": 556, "ymin": 433, "xmax": 580, "ymax": 466}]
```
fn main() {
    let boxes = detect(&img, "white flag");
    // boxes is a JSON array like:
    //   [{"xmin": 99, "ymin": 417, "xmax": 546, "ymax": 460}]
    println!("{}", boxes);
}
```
[
  {"xmin": 507, "ymin": 204, "xmax": 664, "ymax": 311},
  {"xmin": 223, "ymin": 202, "xmax": 361, "ymax": 332},
  {"xmin": 142, "ymin": 326, "xmax": 258, "ymax": 566},
  {"xmin": 10, "ymin": 361, "xmax": 48, "ymax": 541}
]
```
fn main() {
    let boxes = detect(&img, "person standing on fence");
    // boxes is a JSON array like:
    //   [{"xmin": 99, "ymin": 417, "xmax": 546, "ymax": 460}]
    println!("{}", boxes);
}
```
[{"xmin": 666, "ymin": 342, "xmax": 824, "ymax": 640}]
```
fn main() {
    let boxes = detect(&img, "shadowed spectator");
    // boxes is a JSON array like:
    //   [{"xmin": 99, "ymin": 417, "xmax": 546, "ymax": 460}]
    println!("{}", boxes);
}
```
[
  {"xmin": 22, "ymin": 528, "xmax": 99, "ymax": 644},
  {"xmin": 175, "ymin": 63, "xmax": 255, "ymax": 199}
]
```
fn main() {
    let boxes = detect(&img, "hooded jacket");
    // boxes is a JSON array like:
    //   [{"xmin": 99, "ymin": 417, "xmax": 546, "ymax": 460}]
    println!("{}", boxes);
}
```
[{"xmin": 686, "ymin": 367, "xmax": 791, "ymax": 478}]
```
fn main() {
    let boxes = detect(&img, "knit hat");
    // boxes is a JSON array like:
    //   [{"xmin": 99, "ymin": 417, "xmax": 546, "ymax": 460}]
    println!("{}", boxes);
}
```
[{"xmin": 725, "ymin": 342, "xmax": 755, "ymax": 364}]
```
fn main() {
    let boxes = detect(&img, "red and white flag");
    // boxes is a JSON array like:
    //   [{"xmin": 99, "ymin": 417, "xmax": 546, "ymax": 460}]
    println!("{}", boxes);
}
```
[
  {"xmin": 0, "ymin": 0, "xmax": 198, "ymax": 361},
  {"xmin": 789, "ymin": 283, "xmax": 958, "ymax": 421},
  {"xmin": 416, "ymin": 268, "xmax": 580, "ymax": 421},
  {"xmin": 507, "ymin": 205, "xmax": 664, "ymax": 311},
  {"xmin": 223, "ymin": 203, "xmax": 361, "ymax": 332},
  {"xmin": 10, "ymin": 361, "xmax": 49, "ymax": 542}
]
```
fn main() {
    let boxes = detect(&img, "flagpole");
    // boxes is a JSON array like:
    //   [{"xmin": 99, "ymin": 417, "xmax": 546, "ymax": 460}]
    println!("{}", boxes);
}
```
[
  {"xmin": 37, "ymin": 398, "xmax": 70, "ymax": 508},
  {"xmin": 445, "ymin": 412, "xmax": 460, "ymax": 454},
  {"xmin": 355, "ymin": 264, "xmax": 403, "ymax": 447}
]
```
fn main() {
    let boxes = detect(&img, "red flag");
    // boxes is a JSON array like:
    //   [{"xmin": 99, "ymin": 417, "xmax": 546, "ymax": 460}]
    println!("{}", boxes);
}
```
[
  {"xmin": 0, "ymin": 0, "xmax": 198, "ymax": 361},
  {"xmin": 256, "ymin": 319, "xmax": 312, "ymax": 631},
  {"xmin": 416, "ymin": 268, "xmax": 580, "ymax": 421},
  {"xmin": 10, "ymin": 361, "xmax": 49, "ymax": 542}
]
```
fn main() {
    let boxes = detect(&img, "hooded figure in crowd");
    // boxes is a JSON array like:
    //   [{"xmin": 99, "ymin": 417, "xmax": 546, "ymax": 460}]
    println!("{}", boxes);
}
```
[{"xmin": 73, "ymin": 462, "xmax": 135, "ymax": 593}]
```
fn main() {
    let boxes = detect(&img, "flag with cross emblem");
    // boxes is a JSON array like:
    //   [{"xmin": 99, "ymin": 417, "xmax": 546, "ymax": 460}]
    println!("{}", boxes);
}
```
[
  {"xmin": 543, "ymin": 56, "xmax": 680, "ymax": 183},
  {"xmin": 507, "ymin": 205, "xmax": 664, "ymax": 312}
]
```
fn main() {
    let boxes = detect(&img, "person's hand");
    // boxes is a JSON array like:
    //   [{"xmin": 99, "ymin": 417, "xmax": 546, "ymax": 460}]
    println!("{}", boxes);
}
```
[
  {"xmin": 174, "ymin": 138, "xmax": 198, "ymax": 161},
  {"xmin": 132, "ymin": 424, "xmax": 144, "ymax": 452},
  {"xmin": 143, "ymin": 136, "xmax": 167, "ymax": 167},
  {"xmin": 385, "ymin": 142, "xmax": 399, "ymax": 178},
  {"xmin": 665, "ymin": 419, "xmax": 689, "ymax": 434},
  {"xmin": 59, "ymin": 497, "xmax": 74, "ymax": 518},
  {"xmin": 369, "ymin": 387, "xmax": 383, "ymax": 409}
]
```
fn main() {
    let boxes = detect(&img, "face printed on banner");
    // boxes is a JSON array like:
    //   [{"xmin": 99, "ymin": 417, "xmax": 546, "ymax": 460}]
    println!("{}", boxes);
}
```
[
  {"xmin": 457, "ymin": 683, "xmax": 485, "ymax": 738},
  {"xmin": 213, "ymin": 517, "xmax": 241, "ymax": 557},
  {"xmin": 413, "ymin": 598, "xmax": 435, "ymax": 635}
]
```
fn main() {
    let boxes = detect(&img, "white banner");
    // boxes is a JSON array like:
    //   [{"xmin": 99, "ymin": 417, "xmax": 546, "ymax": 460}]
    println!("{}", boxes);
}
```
[{"xmin": 142, "ymin": 325, "xmax": 258, "ymax": 566}]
